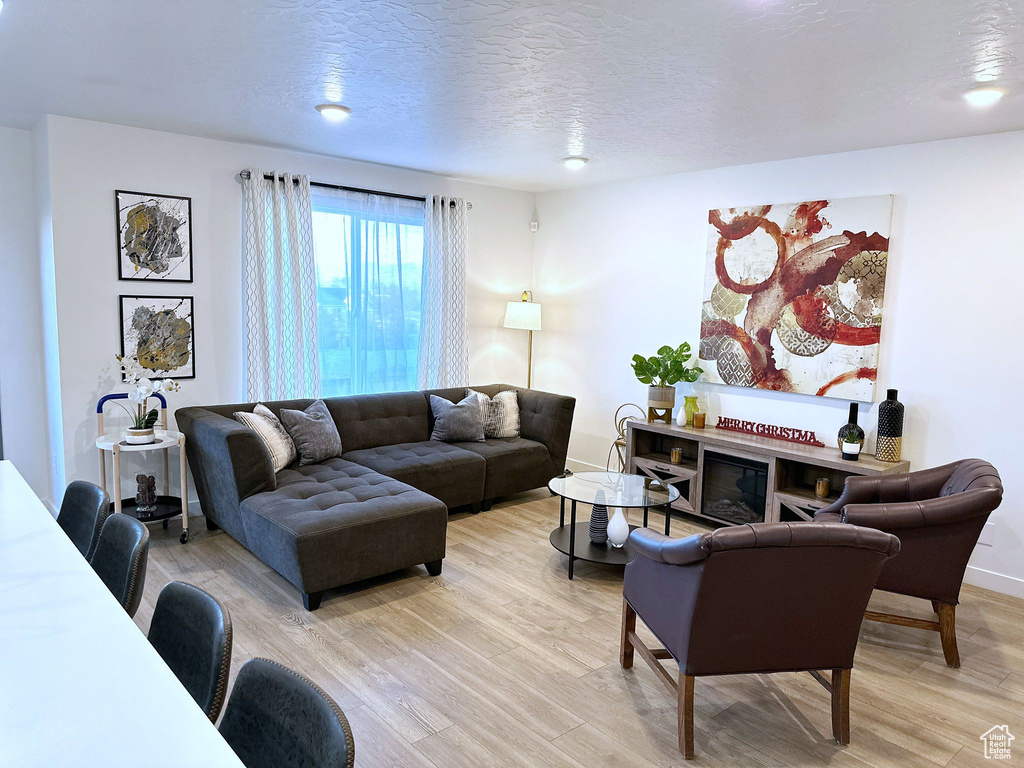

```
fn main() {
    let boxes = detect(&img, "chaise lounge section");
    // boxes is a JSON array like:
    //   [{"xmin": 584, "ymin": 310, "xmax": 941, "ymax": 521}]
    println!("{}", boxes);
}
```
[{"xmin": 177, "ymin": 385, "xmax": 575, "ymax": 609}]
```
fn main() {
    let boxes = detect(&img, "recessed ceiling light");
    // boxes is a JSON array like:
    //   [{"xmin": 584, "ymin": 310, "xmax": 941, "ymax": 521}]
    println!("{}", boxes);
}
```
[
  {"xmin": 0, "ymin": 1, "xmax": 5, "ymax": 13},
  {"xmin": 964, "ymin": 86, "xmax": 1005, "ymax": 108},
  {"xmin": 563, "ymin": 156, "xmax": 589, "ymax": 170},
  {"xmin": 315, "ymin": 103, "xmax": 353, "ymax": 122}
]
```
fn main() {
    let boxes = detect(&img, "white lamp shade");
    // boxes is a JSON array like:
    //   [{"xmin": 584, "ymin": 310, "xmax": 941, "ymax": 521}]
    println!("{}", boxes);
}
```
[{"xmin": 504, "ymin": 300, "xmax": 542, "ymax": 331}]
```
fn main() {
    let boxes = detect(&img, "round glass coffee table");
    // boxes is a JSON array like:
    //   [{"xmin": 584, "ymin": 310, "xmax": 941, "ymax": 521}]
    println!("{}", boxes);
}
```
[{"xmin": 547, "ymin": 471, "xmax": 679, "ymax": 579}]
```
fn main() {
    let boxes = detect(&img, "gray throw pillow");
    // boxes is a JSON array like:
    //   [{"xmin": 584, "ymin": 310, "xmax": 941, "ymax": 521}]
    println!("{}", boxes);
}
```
[
  {"xmin": 430, "ymin": 394, "xmax": 485, "ymax": 443},
  {"xmin": 278, "ymin": 399, "xmax": 343, "ymax": 466}
]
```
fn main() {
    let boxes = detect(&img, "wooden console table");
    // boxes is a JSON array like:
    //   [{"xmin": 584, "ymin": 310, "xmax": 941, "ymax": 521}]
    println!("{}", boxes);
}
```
[{"xmin": 626, "ymin": 420, "xmax": 910, "ymax": 527}]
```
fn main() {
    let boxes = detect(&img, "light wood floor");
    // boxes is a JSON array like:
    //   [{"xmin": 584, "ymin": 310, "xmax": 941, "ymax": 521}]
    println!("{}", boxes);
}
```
[{"xmin": 136, "ymin": 491, "xmax": 1024, "ymax": 767}]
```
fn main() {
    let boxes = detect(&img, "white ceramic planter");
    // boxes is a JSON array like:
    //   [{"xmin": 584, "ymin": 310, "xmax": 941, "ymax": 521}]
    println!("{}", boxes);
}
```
[{"xmin": 125, "ymin": 427, "xmax": 156, "ymax": 445}]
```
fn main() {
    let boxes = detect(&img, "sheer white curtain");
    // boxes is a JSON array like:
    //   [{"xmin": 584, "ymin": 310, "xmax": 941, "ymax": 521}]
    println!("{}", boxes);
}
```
[
  {"xmin": 418, "ymin": 195, "xmax": 470, "ymax": 389},
  {"xmin": 310, "ymin": 188, "xmax": 424, "ymax": 396},
  {"xmin": 241, "ymin": 169, "xmax": 320, "ymax": 401}
]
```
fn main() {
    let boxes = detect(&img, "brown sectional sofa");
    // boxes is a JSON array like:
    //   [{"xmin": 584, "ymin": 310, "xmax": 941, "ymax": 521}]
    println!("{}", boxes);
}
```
[{"xmin": 176, "ymin": 385, "xmax": 575, "ymax": 610}]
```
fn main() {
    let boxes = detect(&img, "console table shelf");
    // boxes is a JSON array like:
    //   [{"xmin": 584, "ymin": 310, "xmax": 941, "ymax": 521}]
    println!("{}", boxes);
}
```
[{"xmin": 627, "ymin": 420, "xmax": 909, "ymax": 528}]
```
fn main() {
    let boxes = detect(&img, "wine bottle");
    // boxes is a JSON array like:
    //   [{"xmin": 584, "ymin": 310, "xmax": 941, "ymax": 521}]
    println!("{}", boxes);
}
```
[{"xmin": 837, "ymin": 403, "xmax": 865, "ymax": 461}]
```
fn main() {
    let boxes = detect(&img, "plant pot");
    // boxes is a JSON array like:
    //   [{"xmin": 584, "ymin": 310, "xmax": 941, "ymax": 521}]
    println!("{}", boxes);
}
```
[
  {"xmin": 647, "ymin": 385, "xmax": 676, "ymax": 411},
  {"xmin": 125, "ymin": 427, "xmax": 156, "ymax": 445}
]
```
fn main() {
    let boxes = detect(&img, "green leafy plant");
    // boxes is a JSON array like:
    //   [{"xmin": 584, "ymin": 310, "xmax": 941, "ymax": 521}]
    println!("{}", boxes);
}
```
[{"xmin": 631, "ymin": 343, "xmax": 703, "ymax": 388}]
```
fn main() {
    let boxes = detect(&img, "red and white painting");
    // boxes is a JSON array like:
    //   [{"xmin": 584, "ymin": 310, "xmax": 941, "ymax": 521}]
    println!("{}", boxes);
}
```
[{"xmin": 699, "ymin": 195, "xmax": 893, "ymax": 401}]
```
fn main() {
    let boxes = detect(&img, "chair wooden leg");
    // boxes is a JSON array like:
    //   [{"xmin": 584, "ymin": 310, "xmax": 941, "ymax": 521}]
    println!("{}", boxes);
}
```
[
  {"xmin": 831, "ymin": 668, "xmax": 851, "ymax": 745},
  {"xmin": 619, "ymin": 599, "xmax": 636, "ymax": 669},
  {"xmin": 679, "ymin": 673, "xmax": 695, "ymax": 759},
  {"xmin": 937, "ymin": 603, "xmax": 960, "ymax": 668}
]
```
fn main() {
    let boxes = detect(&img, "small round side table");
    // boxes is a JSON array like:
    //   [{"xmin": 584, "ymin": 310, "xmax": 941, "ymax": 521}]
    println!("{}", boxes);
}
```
[
  {"xmin": 548, "ymin": 471, "xmax": 679, "ymax": 579},
  {"xmin": 95, "ymin": 393, "xmax": 190, "ymax": 544}
]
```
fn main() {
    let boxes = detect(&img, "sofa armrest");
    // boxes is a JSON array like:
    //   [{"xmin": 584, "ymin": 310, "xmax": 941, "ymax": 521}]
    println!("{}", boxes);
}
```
[
  {"xmin": 516, "ymin": 389, "xmax": 576, "ymax": 471},
  {"xmin": 177, "ymin": 407, "xmax": 276, "ymax": 503},
  {"xmin": 629, "ymin": 528, "xmax": 712, "ymax": 566}
]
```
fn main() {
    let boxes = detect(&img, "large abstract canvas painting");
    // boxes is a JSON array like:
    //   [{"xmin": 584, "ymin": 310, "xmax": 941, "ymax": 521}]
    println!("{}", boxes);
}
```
[
  {"xmin": 119, "ymin": 295, "xmax": 195, "ymax": 379},
  {"xmin": 115, "ymin": 190, "xmax": 193, "ymax": 282},
  {"xmin": 699, "ymin": 195, "xmax": 893, "ymax": 401}
]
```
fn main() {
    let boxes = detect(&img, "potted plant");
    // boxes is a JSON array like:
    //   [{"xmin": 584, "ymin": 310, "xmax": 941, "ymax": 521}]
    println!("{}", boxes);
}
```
[
  {"xmin": 631, "ymin": 343, "xmax": 703, "ymax": 421},
  {"xmin": 115, "ymin": 354, "xmax": 180, "ymax": 444}
]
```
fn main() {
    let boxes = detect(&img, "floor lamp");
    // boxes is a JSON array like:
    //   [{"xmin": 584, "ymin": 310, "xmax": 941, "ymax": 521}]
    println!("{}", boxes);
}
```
[{"xmin": 503, "ymin": 291, "xmax": 542, "ymax": 388}]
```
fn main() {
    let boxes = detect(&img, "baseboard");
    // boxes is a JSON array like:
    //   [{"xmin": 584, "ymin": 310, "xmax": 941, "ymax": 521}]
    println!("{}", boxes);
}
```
[
  {"xmin": 965, "ymin": 565, "xmax": 1024, "ymax": 600},
  {"xmin": 565, "ymin": 457, "xmax": 606, "ymax": 473}
]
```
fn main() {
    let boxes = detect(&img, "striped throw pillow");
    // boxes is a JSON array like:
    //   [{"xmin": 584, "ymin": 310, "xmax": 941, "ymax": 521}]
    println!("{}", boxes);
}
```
[
  {"xmin": 468, "ymin": 389, "xmax": 520, "ymax": 439},
  {"xmin": 234, "ymin": 404, "xmax": 297, "ymax": 473}
]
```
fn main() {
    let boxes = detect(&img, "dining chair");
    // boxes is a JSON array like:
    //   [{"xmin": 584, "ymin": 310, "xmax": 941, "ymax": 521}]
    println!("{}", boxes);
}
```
[
  {"xmin": 621, "ymin": 522, "xmax": 899, "ymax": 758},
  {"xmin": 814, "ymin": 458, "xmax": 1003, "ymax": 667},
  {"xmin": 148, "ymin": 581, "xmax": 233, "ymax": 722},
  {"xmin": 56, "ymin": 480, "xmax": 110, "ymax": 560},
  {"xmin": 219, "ymin": 658, "xmax": 354, "ymax": 768},
  {"xmin": 89, "ymin": 513, "xmax": 149, "ymax": 617}
]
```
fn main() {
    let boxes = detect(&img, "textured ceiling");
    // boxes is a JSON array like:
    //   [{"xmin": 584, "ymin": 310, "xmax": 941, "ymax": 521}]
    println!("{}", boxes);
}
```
[{"xmin": 0, "ymin": 0, "xmax": 1021, "ymax": 190}]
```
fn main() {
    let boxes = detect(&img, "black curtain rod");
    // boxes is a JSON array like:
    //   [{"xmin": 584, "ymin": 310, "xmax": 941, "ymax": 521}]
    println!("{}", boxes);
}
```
[{"xmin": 237, "ymin": 170, "xmax": 470, "ymax": 208}]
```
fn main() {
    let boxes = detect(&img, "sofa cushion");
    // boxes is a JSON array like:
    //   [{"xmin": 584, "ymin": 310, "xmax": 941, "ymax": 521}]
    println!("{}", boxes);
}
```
[
  {"xmin": 240, "ymin": 458, "xmax": 447, "ymax": 593},
  {"xmin": 343, "ymin": 441, "xmax": 485, "ymax": 509},
  {"xmin": 453, "ymin": 438, "xmax": 556, "ymax": 500},
  {"xmin": 327, "ymin": 392, "xmax": 430, "ymax": 452}
]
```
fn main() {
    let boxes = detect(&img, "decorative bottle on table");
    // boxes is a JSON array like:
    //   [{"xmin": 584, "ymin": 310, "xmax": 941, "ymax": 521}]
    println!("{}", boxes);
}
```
[
  {"xmin": 589, "ymin": 490, "xmax": 609, "ymax": 545},
  {"xmin": 837, "ymin": 403, "xmax": 865, "ymax": 461},
  {"xmin": 607, "ymin": 508, "xmax": 630, "ymax": 548},
  {"xmin": 682, "ymin": 395, "xmax": 700, "ymax": 427},
  {"xmin": 876, "ymin": 389, "xmax": 904, "ymax": 462}
]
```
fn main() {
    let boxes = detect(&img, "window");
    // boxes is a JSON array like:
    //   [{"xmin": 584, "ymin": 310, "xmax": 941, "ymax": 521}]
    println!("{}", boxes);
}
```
[{"xmin": 311, "ymin": 189, "xmax": 424, "ymax": 397}]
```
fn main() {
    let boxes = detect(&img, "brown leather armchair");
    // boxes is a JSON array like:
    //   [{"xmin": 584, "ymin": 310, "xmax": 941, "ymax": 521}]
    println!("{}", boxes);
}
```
[
  {"xmin": 621, "ymin": 522, "xmax": 899, "ymax": 759},
  {"xmin": 814, "ymin": 458, "xmax": 1003, "ymax": 667}
]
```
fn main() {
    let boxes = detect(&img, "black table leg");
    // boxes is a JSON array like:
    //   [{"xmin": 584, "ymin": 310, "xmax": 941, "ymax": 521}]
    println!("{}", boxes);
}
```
[
  {"xmin": 560, "ymin": 495, "xmax": 565, "ymax": 527},
  {"xmin": 664, "ymin": 502, "xmax": 672, "ymax": 535},
  {"xmin": 643, "ymin": 506, "xmax": 649, "ymax": 529},
  {"xmin": 568, "ymin": 499, "xmax": 577, "ymax": 580}
]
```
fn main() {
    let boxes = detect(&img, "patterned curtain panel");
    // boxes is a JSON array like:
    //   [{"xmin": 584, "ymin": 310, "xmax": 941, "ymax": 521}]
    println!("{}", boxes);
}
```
[
  {"xmin": 241, "ymin": 169, "xmax": 321, "ymax": 401},
  {"xmin": 418, "ymin": 196, "xmax": 470, "ymax": 389}
]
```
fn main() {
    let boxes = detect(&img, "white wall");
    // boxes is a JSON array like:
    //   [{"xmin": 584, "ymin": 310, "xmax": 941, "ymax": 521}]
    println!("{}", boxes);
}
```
[
  {"xmin": 533, "ymin": 131, "xmax": 1024, "ymax": 596},
  {"xmin": 0, "ymin": 126, "xmax": 57, "ymax": 505},
  {"xmin": 38, "ymin": 116, "xmax": 536, "ymax": 503}
]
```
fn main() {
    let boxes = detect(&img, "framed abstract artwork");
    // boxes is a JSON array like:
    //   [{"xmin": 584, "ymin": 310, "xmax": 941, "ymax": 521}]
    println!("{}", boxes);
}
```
[
  {"xmin": 115, "ymin": 190, "xmax": 193, "ymax": 282},
  {"xmin": 119, "ymin": 295, "xmax": 195, "ymax": 379},
  {"xmin": 698, "ymin": 195, "xmax": 893, "ymax": 401}
]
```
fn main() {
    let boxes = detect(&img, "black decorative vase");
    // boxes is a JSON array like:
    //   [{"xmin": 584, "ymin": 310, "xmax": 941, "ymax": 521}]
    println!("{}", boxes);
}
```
[
  {"xmin": 589, "ymin": 490, "xmax": 609, "ymax": 545},
  {"xmin": 876, "ymin": 388, "xmax": 904, "ymax": 462},
  {"xmin": 837, "ymin": 403, "xmax": 865, "ymax": 461}
]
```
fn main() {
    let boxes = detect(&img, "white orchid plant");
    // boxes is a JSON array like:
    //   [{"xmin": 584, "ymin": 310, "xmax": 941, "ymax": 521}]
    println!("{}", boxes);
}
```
[{"xmin": 115, "ymin": 354, "xmax": 181, "ymax": 430}]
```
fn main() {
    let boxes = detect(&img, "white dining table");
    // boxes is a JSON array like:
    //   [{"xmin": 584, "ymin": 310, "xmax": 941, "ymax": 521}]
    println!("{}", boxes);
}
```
[{"xmin": 0, "ymin": 460, "xmax": 245, "ymax": 768}]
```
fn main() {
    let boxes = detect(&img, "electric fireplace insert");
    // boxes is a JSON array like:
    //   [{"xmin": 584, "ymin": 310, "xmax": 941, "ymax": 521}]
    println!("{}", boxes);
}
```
[{"xmin": 700, "ymin": 451, "xmax": 769, "ymax": 525}]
